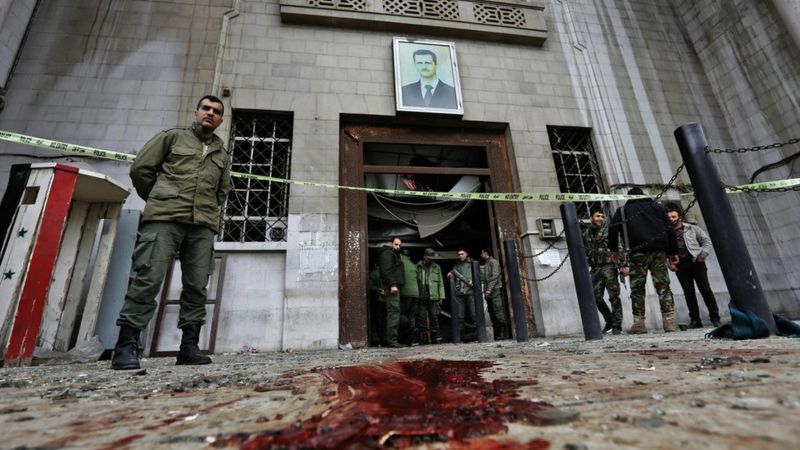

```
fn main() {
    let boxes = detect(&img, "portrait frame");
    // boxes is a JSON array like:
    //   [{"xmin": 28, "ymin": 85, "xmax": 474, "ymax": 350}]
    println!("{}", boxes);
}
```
[{"xmin": 393, "ymin": 37, "xmax": 464, "ymax": 115}]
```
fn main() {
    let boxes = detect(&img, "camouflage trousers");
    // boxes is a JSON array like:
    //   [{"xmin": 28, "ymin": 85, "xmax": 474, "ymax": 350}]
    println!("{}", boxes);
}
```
[
  {"xmin": 629, "ymin": 251, "xmax": 674, "ymax": 317},
  {"xmin": 590, "ymin": 264, "xmax": 622, "ymax": 327}
]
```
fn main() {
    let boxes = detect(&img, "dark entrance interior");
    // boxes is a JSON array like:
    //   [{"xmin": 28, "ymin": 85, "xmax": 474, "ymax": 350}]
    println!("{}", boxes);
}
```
[
  {"xmin": 339, "ymin": 122, "xmax": 532, "ymax": 348},
  {"xmin": 364, "ymin": 143, "xmax": 495, "ymax": 345}
]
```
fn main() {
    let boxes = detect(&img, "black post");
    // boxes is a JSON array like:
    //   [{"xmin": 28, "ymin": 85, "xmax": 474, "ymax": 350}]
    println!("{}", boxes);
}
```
[
  {"xmin": 674, "ymin": 123, "xmax": 777, "ymax": 334},
  {"xmin": 560, "ymin": 202, "xmax": 603, "ymax": 340},
  {"xmin": 503, "ymin": 239, "xmax": 529, "ymax": 342},
  {"xmin": 471, "ymin": 260, "xmax": 487, "ymax": 343},
  {"xmin": 449, "ymin": 276, "xmax": 461, "ymax": 344}
]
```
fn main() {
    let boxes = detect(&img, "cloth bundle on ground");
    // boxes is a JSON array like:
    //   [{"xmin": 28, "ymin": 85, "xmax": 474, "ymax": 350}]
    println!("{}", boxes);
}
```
[{"xmin": 706, "ymin": 304, "xmax": 800, "ymax": 339}]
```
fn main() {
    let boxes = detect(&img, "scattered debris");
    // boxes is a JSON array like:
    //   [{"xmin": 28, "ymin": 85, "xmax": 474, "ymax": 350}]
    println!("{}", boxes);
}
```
[
  {"xmin": 637, "ymin": 365, "xmax": 655, "ymax": 371},
  {"xmin": 632, "ymin": 414, "xmax": 664, "ymax": 428},
  {"xmin": 338, "ymin": 343, "xmax": 353, "ymax": 350},
  {"xmin": 651, "ymin": 391, "xmax": 664, "ymax": 401},
  {"xmin": 240, "ymin": 345, "xmax": 260, "ymax": 354},
  {"xmin": 689, "ymin": 399, "xmax": 706, "ymax": 408}
]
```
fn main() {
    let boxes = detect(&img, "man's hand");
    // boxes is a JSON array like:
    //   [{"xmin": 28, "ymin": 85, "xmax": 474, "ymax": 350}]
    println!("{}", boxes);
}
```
[
  {"xmin": 669, "ymin": 255, "xmax": 679, "ymax": 266},
  {"xmin": 611, "ymin": 252, "xmax": 622, "ymax": 264},
  {"xmin": 390, "ymin": 286, "xmax": 398, "ymax": 294},
  {"xmin": 467, "ymin": 280, "xmax": 473, "ymax": 287},
  {"xmin": 695, "ymin": 255, "xmax": 705, "ymax": 263},
  {"xmin": 484, "ymin": 290, "xmax": 492, "ymax": 296},
  {"xmin": 447, "ymin": 272, "xmax": 453, "ymax": 278},
  {"xmin": 379, "ymin": 289, "xmax": 385, "ymax": 295},
  {"xmin": 619, "ymin": 266, "xmax": 630, "ymax": 277}
]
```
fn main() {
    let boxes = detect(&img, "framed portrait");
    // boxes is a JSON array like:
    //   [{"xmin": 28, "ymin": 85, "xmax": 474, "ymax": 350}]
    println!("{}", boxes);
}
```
[{"xmin": 393, "ymin": 37, "xmax": 464, "ymax": 115}]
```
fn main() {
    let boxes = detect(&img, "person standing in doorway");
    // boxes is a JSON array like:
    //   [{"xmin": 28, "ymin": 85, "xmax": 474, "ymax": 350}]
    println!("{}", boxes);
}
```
[
  {"xmin": 448, "ymin": 247, "xmax": 475, "ymax": 339},
  {"xmin": 416, "ymin": 248, "xmax": 445, "ymax": 344},
  {"xmin": 112, "ymin": 95, "xmax": 230, "ymax": 370},
  {"xmin": 401, "ymin": 49, "xmax": 458, "ymax": 109},
  {"xmin": 368, "ymin": 263, "xmax": 385, "ymax": 345},
  {"xmin": 377, "ymin": 237, "xmax": 405, "ymax": 348},
  {"xmin": 608, "ymin": 188, "xmax": 678, "ymax": 334},
  {"xmin": 666, "ymin": 206, "xmax": 721, "ymax": 328},
  {"xmin": 480, "ymin": 248, "xmax": 507, "ymax": 340},
  {"xmin": 582, "ymin": 207, "xmax": 624, "ymax": 335}
]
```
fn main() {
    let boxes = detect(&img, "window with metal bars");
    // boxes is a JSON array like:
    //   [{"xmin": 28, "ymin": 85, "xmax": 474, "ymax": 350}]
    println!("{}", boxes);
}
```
[
  {"xmin": 220, "ymin": 111, "xmax": 293, "ymax": 243},
  {"xmin": 546, "ymin": 126, "xmax": 607, "ymax": 219}
]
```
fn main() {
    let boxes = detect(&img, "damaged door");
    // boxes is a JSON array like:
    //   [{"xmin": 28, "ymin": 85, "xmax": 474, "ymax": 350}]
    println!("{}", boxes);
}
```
[{"xmin": 339, "ymin": 123, "xmax": 532, "ymax": 347}]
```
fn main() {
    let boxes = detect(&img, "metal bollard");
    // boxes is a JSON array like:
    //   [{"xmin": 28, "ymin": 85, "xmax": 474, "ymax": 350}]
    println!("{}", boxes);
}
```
[
  {"xmin": 450, "ymin": 276, "xmax": 461, "ymax": 344},
  {"xmin": 503, "ymin": 239, "xmax": 529, "ymax": 342},
  {"xmin": 560, "ymin": 202, "xmax": 603, "ymax": 340},
  {"xmin": 471, "ymin": 260, "xmax": 487, "ymax": 343},
  {"xmin": 674, "ymin": 123, "xmax": 777, "ymax": 334}
]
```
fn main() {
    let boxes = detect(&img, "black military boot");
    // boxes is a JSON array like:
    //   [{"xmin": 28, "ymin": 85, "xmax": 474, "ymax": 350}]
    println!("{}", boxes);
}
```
[
  {"xmin": 111, "ymin": 324, "xmax": 141, "ymax": 370},
  {"xmin": 176, "ymin": 324, "xmax": 212, "ymax": 365}
]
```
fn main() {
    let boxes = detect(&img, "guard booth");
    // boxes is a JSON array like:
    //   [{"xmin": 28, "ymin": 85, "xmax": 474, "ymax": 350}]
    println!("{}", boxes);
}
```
[{"xmin": 0, "ymin": 163, "xmax": 129, "ymax": 367}]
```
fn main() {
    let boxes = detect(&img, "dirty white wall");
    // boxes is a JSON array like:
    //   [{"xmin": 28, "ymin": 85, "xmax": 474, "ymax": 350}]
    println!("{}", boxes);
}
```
[{"xmin": 0, "ymin": 0, "xmax": 36, "ymax": 88}]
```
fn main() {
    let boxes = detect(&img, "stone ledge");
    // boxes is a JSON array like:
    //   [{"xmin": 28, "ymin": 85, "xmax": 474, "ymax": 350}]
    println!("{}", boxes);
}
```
[{"xmin": 280, "ymin": 0, "xmax": 547, "ymax": 46}]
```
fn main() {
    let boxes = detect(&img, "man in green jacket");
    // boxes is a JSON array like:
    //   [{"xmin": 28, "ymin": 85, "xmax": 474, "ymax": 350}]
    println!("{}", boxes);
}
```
[
  {"xmin": 399, "ymin": 250, "xmax": 419, "ymax": 345},
  {"xmin": 480, "ymin": 248, "xmax": 507, "ymax": 340},
  {"xmin": 377, "ymin": 237, "xmax": 405, "ymax": 348},
  {"xmin": 112, "ymin": 95, "xmax": 230, "ymax": 370},
  {"xmin": 448, "ymin": 247, "xmax": 475, "ymax": 339},
  {"xmin": 416, "ymin": 248, "xmax": 445, "ymax": 344}
]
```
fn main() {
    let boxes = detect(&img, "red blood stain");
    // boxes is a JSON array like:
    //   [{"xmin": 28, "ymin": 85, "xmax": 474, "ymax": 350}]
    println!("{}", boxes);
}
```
[
  {"xmin": 97, "ymin": 433, "xmax": 145, "ymax": 450},
  {"xmin": 216, "ymin": 359, "xmax": 552, "ymax": 449}
]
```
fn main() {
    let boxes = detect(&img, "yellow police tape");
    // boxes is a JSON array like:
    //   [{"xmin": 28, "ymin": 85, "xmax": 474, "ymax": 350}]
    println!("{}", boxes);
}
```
[{"xmin": 2, "ymin": 130, "xmax": 798, "ymax": 202}]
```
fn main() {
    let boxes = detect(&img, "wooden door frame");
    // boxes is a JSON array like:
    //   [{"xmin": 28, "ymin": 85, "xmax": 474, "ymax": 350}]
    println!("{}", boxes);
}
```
[{"xmin": 339, "ymin": 122, "xmax": 532, "ymax": 346}]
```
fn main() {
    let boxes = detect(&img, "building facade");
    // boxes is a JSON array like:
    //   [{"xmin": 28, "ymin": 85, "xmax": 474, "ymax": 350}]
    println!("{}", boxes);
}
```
[{"xmin": 1, "ymin": 0, "xmax": 798, "ymax": 352}]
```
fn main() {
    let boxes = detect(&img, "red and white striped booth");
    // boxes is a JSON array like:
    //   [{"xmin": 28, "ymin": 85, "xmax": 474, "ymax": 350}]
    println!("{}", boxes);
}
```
[{"xmin": 0, "ymin": 163, "xmax": 129, "ymax": 367}]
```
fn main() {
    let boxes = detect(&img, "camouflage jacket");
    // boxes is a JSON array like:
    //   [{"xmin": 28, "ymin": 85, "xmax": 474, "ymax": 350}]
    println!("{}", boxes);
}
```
[{"xmin": 583, "ymin": 224, "xmax": 614, "ymax": 267}]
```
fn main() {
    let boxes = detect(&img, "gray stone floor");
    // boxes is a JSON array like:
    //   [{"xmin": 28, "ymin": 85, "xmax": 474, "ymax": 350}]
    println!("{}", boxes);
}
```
[{"xmin": 1, "ymin": 329, "xmax": 799, "ymax": 449}]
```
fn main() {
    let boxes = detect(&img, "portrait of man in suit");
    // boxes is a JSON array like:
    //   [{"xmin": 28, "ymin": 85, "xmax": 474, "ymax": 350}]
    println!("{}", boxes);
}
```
[
  {"xmin": 394, "ymin": 38, "xmax": 463, "ymax": 114},
  {"xmin": 401, "ymin": 49, "xmax": 457, "ymax": 109}
]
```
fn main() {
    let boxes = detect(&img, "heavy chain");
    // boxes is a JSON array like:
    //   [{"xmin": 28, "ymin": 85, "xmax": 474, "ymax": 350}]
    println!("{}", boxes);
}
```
[
  {"xmin": 721, "ymin": 182, "xmax": 800, "ymax": 193},
  {"xmin": 706, "ymin": 137, "xmax": 800, "ymax": 154},
  {"xmin": 520, "ymin": 228, "xmax": 567, "ymax": 258},
  {"xmin": 519, "ymin": 253, "xmax": 570, "ymax": 282}
]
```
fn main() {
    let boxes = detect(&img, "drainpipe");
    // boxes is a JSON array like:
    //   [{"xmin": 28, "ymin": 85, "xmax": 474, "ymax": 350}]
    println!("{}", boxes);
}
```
[
  {"xmin": 211, "ymin": 0, "xmax": 240, "ymax": 96},
  {"xmin": 771, "ymin": 0, "xmax": 800, "ymax": 51}
]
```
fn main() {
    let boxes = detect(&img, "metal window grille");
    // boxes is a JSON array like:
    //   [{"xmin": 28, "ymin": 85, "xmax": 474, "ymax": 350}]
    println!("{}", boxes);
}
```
[
  {"xmin": 547, "ymin": 126, "xmax": 607, "ymax": 219},
  {"xmin": 220, "ymin": 111, "xmax": 293, "ymax": 243}
]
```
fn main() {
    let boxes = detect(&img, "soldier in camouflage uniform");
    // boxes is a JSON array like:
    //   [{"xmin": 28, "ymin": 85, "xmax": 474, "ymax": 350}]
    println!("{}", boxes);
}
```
[
  {"xmin": 609, "ymin": 188, "xmax": 678, "ymax": 334},
  {"xmin": 582, "ymin": 208, "xmax": 623, "ymax": 334}
]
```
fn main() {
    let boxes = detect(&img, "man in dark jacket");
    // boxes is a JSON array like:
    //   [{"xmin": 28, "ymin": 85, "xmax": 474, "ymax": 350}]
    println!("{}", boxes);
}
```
[
  {"xmin": 377, "ymin": 237, "xmax": 405, "ymax": 347},
  {"xmin": 608, "ymin": 188, "xmax": 678, "ymax": 334},
  {"xmin": 112, "ymin": 95, "xmax": 230, "ymax": 370}
]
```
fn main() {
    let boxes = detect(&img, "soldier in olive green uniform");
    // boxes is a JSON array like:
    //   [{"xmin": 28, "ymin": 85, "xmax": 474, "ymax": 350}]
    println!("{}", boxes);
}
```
[
  {"xmin": 399, "ymin": 251, "xmax": 419, "ymax": 345},
  {"xmin": 448, "ymin": 247, "xmax": 475, "ymax": 338},
  {"xmin": 582, "ymin": 209, "xmax": 623, "ymax": 334},
  {"xmin": 416, "ymin": 248, "xmax": 445, "ymax": 344},
  {"xmin": 480, "ymin": 248, "xmax": 507, "ymax": 340},
  {"xmin": 112, "ymin": 96, "xmax": 230, "ymax": 370},
  {"xmin": 377, "ymin": 237, "xmax": 405, "ymax": 348}
]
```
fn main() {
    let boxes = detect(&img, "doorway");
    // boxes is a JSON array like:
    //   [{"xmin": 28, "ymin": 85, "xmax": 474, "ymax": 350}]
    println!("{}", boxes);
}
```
[{"xmin": 339, "ymin": 122, "xmax": 531, "ymax": 347}]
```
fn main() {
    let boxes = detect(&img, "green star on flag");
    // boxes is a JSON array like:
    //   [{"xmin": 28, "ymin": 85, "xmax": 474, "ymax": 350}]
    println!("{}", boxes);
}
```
[
  {"xmin": 17, "ymin": 228, "xmax": 28, "ymax": 238},
  {"xmin": 3, "ymin": 270, "xmax": 14, "ymax": 280}
]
